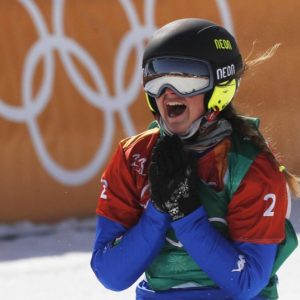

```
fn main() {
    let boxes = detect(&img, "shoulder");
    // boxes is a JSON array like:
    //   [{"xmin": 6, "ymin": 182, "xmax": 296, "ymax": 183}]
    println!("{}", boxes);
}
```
[
  {"xmin": 244, "ymin": 152, "xmax": 285, "ymax": 189},
  {"xmin": 108, "ymin": 128, "xmax": 159, "ymax": 178},
  {"xmin": 231, "ymin": 151, "xmax": 287, "ymax": 207},
  {"xmin": 101, "ymin": 128, "xmax": 159, "ymax": 178},
  {"xmin": 116, "ymin": 128, "xmax": 160, "ymax": 168},
  {"xmin": 120, "ymin": 128, "xmax": 160, "ymax": 153}
]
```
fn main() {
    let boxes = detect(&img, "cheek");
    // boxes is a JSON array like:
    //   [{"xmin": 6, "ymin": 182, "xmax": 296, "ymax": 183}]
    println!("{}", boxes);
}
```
[
  {"xmin": 189, "ymin": 98, "xmax": 206, "ymax": 119},
  {"xmin": 155, "ymin": 99, "xmax": 164, "ymax": 115}
]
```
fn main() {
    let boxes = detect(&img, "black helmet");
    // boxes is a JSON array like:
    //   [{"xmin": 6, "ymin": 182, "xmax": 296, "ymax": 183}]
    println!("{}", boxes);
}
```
[{"xmin": 142, "ymin": 18, "xmax": 244, "ymax": 114}]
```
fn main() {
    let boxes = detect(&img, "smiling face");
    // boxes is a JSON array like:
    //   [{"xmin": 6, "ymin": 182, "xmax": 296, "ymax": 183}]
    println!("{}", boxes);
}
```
[{"xmin": 155, "ymin": 88, "xmax": 206, "ymax": 135}]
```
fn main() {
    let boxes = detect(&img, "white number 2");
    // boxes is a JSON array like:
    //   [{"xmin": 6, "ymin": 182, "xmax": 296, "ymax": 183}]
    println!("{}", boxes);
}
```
[
  {"xmin": 100, "ymin": 179, "xmax": 108, "ymax": 199},
  {"xmin": 263, "ymin": 193, "xmax": 276, "ymax": 217}
]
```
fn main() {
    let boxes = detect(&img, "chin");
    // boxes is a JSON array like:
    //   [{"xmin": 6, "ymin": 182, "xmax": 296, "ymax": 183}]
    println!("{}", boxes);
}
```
[{"xmin": 168, "ymin": 126, "xmax": 188, "ymax": 135}]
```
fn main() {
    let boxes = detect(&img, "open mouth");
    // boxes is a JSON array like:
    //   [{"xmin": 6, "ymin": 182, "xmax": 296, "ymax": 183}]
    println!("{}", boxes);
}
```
[{"xmin": 166, "ymin": 102, "xmax": 187, "ymax": 118}]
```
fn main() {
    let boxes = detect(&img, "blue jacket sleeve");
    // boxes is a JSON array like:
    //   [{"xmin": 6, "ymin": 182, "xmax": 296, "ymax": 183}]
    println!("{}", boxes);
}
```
[
  {"xmin": 91, "ymin": 202, "xmax": 171, "ymax": 291},
  {"xmin": 171, "ymin": 206, "xmax": 278, "ymax": 300}
]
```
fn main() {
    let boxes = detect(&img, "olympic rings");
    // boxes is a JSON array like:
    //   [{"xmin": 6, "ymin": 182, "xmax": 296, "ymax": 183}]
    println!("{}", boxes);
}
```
[{"xmin": 0, "ymin": 0, "xmax": 233, "ymax": 186}]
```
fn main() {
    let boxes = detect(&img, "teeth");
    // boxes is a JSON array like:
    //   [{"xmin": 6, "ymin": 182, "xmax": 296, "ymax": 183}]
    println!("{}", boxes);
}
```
[{"xmin": 167, "ymin": 102, "xmax": 185, "ymax": 106}]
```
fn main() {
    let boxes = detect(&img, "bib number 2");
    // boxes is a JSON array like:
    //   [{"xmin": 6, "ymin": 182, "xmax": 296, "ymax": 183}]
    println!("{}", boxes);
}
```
[
  {"xmin": 100, "ymin": 179, "xmax": 108, "ymax": 199},
  {"xmin": 263, "ymin": 193, "xmax": 276, "ymax": 217}
]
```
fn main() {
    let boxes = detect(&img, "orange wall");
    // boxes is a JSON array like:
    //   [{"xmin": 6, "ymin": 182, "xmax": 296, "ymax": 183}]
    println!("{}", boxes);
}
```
[{"xmin": 0, "ymin": 0, "xmax": 299, "ymax": 222}]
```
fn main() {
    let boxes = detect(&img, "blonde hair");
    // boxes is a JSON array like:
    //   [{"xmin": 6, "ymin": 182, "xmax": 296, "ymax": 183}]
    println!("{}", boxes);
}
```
[{"xmin": 244, "ymin": 42, "xmax": 281, "ymax": 69}]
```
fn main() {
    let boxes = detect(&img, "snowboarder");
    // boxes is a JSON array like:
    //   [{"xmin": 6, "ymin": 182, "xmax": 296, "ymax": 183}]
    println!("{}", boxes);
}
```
[{"xmin": 91, "ymin": 18, "xmax": 299, "ymax": 299}]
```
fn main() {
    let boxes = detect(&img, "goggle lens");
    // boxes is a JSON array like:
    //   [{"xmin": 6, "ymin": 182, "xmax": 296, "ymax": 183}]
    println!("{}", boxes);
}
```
[
  {"xmin": 143, "ymin": 57, "xmax": 213, "ymax": 97},
  {"xmin": 144, "ymin": 75, "xmax": 210, "ymax": 97}
]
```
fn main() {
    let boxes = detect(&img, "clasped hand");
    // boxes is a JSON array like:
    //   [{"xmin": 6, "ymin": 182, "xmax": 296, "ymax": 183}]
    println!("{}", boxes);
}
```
[{"xmin": 149, "ymin": 134, "xmax": 201, "ymax": 220}]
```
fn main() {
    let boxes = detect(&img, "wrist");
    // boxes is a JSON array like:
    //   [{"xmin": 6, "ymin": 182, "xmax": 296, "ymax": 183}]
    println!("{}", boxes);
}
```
[
  {"xmin": 150, "ymin": 198, "xmax": 167, "ymax": 214},
  {"xmin": 145, "ymin": 201, "xmax": 172, "ymax": 228},
  {"xmin": 171, "ymin": 206, "xmax": 207, "ymax": 233}
]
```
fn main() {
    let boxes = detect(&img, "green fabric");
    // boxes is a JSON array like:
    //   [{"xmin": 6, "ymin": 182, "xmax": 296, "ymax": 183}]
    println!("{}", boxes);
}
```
[
  {"xmin": 145, "ymin": 117, "xmax": 298, "ymax": 298},
  {"xmin": 227, "ymin": 130, "xmax": 259, "ymax": 198},
  {"xmin": 272, "ymin": 219, "xmax": 298, "ymax": 275},
  {"xmin": 259, "ymin": 220, "xmax": 298, "ymax": 299},
  {"xmin": 197, "ymin": 183, "xmax": 230, "ymax": 237},
  {"xmin": 146, "ymin": 229, "xmax": 217, "ymax": 290},
  {"xmin": 260, "ymin": 275, "xmax": 279, "ymax": 300},
  {"xmin": 148, "ymin": 120, "xmax": 160, "ymax": 130}
]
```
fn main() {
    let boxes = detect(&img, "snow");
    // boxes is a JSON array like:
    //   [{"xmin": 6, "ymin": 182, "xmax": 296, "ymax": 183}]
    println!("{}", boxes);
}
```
[
  {"xmin": 0, "ymin": 218, "xmax": 138, "ymax": 300},
  {"xmin": 1, "ymin": 201, "xmax": 300, "ymax": 300}
]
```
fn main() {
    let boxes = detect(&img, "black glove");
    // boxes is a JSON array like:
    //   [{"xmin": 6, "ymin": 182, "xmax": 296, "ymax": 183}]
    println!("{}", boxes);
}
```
[{"xmin": 149, "ymin": 134, "xmax": 201, "ymax": 220}]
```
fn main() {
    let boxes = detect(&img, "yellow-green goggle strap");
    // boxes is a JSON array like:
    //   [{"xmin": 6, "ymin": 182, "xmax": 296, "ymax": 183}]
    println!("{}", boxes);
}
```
[{"xmin": 145, "ymin": 93, "xmax": 156, "ymax": 113}]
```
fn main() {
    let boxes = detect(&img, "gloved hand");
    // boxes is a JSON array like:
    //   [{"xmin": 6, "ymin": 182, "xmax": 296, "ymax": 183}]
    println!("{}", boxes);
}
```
[{"xmin": 149, "ymin": 134, "xmax": 201, "ymax": 220}]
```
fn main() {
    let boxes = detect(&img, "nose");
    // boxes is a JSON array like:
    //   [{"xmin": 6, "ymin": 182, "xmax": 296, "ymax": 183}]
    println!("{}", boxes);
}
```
[
  {"xmin": 164, "ymin": 88, "xmax": 176, "ymax": 94},
  {"xmin": 161, "ymin": 87, "xmax": 177, "ymax": 97},
  {"xmin": 156, "ymin": 87, "xmax": 179, "ymax": 100}
]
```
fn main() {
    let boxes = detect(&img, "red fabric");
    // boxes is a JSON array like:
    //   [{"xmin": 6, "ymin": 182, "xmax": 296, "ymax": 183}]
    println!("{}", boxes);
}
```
[
  {"xmin": 96, "ymin": 128, "xmax": 160, "ymax": 228},
  {"xmin": 196, "ymin": 138, "xmax": 231, "ymax": 191},
  {"xmin": 227, "ymin": 152, "xmax": 287, "ymax": 243},
  {"xmin": 96, "ymin": 130, "xmax": 287, "ymax": 243}
]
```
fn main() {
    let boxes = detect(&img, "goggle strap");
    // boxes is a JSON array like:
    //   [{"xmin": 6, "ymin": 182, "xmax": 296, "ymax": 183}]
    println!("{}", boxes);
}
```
[{"xmin": 145, "ymin": 93, "xmax": 157, "ymax": 113}]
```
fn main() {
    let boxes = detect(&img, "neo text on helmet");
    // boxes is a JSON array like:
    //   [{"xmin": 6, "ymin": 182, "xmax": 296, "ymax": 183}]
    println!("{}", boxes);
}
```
[
  {"xmin": 214, "ymin": 39, "xmax": 233, "ymax": 50},
  {"xmin": 216, "ymin": 64, "xmax": 235, "ymax": 80}
]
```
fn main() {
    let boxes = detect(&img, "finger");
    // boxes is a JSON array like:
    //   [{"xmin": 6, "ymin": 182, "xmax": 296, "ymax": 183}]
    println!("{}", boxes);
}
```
[
  {"xmin": 170, "ymin": 135, "xmax": 186, "ymax": 169},
  {"xmin": 164, "ymin": 135, "xmax": 187, "ymax": 173},
  {"xmin": 150, "ymin": 150, "xmax": 169, "ymax": 180}
]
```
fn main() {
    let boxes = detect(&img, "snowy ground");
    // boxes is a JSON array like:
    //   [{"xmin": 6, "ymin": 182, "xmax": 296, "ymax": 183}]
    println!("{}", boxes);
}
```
[{"xmin": 1, "ymin": 201, "xmax": 300, "ymax": 300}]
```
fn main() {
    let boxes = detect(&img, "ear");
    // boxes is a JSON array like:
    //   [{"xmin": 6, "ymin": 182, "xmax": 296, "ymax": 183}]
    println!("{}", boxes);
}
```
[{"xmin": 207, "ymin": 79, "xmax": 237, "ymax": 111}]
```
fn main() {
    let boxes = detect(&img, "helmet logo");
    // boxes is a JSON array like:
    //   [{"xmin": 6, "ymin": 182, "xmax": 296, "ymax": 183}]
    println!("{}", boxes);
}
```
[
  {"xmin": 214, "ymin": 39, "xmax": 233, "ymax": 50},
  {"xmin": 216, "ymin": 64, "xmax": 235, "ymax": 80}
]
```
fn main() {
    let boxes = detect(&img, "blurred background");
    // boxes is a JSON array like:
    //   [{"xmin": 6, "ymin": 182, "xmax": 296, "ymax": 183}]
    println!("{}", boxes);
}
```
[{"xmin": 0, "ymin": 1, "xmax": 299, "ymax": 299}]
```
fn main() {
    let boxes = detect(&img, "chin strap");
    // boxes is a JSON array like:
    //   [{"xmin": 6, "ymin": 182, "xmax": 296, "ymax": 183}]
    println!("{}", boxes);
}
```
[{"xmin": 205, "ymin": 110, "xmax": 221, "ymax": 122}]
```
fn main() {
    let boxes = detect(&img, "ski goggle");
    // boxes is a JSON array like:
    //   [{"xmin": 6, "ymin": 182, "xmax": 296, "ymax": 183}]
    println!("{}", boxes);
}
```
[{"xmin": 143, "ymin": 57, "xmax": 214, "ymax": 97}]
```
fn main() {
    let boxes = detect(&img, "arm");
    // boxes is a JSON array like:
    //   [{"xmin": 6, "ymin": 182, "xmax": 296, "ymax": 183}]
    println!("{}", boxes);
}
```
[
  {"xmin": 91, "ymin": 202, "xmax": 171, "ymax": 291},
  {"xmin": 171, "ymin": 207, "xmax": 277, "ymax": 300}
]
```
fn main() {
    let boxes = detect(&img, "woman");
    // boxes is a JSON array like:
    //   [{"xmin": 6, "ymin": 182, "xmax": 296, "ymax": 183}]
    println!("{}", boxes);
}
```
[{"xmin": 91, "ymin": 18, "xmax": 299, "ymax": 300}]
